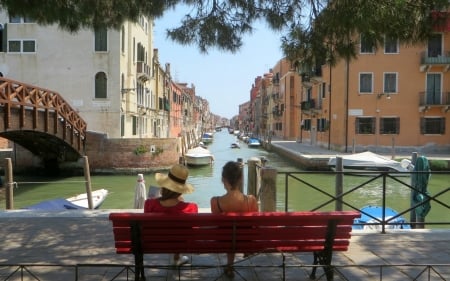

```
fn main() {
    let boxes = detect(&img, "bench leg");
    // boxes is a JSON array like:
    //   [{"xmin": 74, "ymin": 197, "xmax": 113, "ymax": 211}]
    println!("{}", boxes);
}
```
[
  {"xmin": 134, "ymin": 253, "xmax": 146, "ymax": 281},
  {"xmin": 309, "ymin": 251, "xmax": 333, "ymax": 281}
]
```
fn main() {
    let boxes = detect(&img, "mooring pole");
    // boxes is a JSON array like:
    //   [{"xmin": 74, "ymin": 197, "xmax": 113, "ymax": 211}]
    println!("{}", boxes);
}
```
[
  {"xmin": 5, "ymin": 158, "xmax": 13, "ymax": 210},
  {"xmin": 83, "ymin": 156, "xmax": 94, "ymax": 209}
]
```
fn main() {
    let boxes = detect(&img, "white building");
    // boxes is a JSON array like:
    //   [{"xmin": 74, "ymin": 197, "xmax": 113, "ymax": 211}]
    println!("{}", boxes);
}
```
[{"xmin": 0, "ymin": 11, "xmax": 169, "ymax": 138}]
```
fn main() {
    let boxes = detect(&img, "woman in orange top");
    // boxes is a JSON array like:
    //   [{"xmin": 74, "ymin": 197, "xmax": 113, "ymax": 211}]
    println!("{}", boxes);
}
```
[{"xmin": 210, "ymin": 161, "xmax": 258, "ymax": 277}]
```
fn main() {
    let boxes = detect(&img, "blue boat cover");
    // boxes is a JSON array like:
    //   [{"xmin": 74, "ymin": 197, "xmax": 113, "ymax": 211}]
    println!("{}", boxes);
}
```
[{"xmin": 24, "ymin": 198, "xmax": 86, "ymax": 210}]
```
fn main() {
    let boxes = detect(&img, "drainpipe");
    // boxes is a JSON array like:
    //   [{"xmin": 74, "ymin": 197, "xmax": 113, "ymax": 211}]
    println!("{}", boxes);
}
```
[
  {"xmin": 328, "ymin": 61, "xmax": 332, "ymax": 150},
  {"xmin": 344, "ymin": 56, "xmax": 350, "ymax": 153}
]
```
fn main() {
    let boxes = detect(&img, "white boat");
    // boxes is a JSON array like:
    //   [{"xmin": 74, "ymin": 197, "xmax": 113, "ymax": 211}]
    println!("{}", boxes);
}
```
[
  {"xmin": 67, "ymin": 189, "xmax": 109, "ymax": 209},
  {"xmin": 24, "ymin": 188, "xmax": 109, "ymax": 210},
  {"xmin": 230, "ymin": 142, "xmax": 240, "ymax": 149},
  {"xmin": 184, "ymin": 146, "xmax": 214, "ymax": 166},
  {"xmin": 328, "ymin": 151, "xmax": 408, "ymax": 175}
]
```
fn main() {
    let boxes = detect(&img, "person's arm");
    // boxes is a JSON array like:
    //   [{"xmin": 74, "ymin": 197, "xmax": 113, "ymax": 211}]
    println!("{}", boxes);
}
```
[{"xmin": 210, "ymin": 197, "xmax": 219, "ymax": 213}]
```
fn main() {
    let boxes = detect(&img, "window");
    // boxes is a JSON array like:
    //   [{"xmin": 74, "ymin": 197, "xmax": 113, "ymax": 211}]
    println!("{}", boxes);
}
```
[
  {"xmin": 95, "ymin": 72, "xmax": 107, "ymax": 99},
  {"xmin": 380, "ymin": 117, "xmax": 400, "ymax": 134},
  {"xmin": 420, "ymin": 117, "xmax": 445, "ymax": 134},
  {"xmin": 317, "ymin": 118, "xmax": 328, "ymax": 132},
  {"xmin": 9, "ymin": 16, "xmax": 21, "ymax": 23},
  {"xmin": 383, "ymin": 73, "xmax": 397, "ymax": 93},
  {"xmin": 302, "ymin": 119, "xmax": 311, "ymax": 130},
  {"xmin": 427, "ymin": 34, "xmax": 442, "ymax": 57},
  {"xmin": 94, "ymin": 27, "xmax": 107, "ymax": 51},
  {"xmin": 384, "ymin": 36, "xmax": 398, "ymax": 53},
  {"xmin": 360, "ymin": 33, "xmax": 375, "ymax": 53},
  {"xmin": 121, "ymin": 25, "xmax": 125, "ymax": 53},
  {"xmin": 132, "ymin": 116, "xmax": 137, "ymax": 136},
  {"xmin": 359, "ymin": 73, "xmax": 373, "ymax": 93},
  {"xmin": 22, "ymin": 40, "xmax": 36, "ymax": 52},
  {"xmin": 356, "ymin": 117, "xmax": 376, "ymax": 134},
  {"xmin": 7, "ymin": 39, "xmax": 35, "ymax": 53},
  {"xmin": 8, "ymin": 40, "xmax": 20, "ymax": 52}
]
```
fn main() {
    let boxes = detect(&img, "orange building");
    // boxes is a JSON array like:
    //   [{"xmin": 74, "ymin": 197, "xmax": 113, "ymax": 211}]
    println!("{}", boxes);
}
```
[{"xmin": 300, "ymin": 34, "xmax": 450, "ymax": 154}]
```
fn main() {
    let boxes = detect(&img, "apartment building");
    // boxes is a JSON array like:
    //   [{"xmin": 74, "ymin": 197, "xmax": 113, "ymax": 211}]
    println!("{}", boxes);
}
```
[
  {"xmin": 300, "ymin": 33, "xmax": 450, "ymax": 153},
  {"xmin": 0, "ymin": 11, "xmax": 171, "ymax": 139}
]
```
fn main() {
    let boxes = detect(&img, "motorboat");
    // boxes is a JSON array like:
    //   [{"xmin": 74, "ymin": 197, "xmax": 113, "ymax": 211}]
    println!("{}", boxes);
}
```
[
  {"xmin": 327, "ymin": 151, "xmax": 409, "ymax": 175},
  {"xmin": 24, "ymin": 189, "xmax": 109, "ymax": 210},
  {"xmin": 184, "ymin": 146, "xmax": 214, "ymax": 166},
  {"xmin": 247, "ymin": 138, "xmax": 261, "ymax": 148},
  {"xmin": 201, "ymin": 132, "xmax": 214, "ymax": 144},
  {"xmin": 230, "ymin": 142, "xmax": 240, "ymax": 149},
  {"xmin": 353, "ymin": 205, "xmax": 410, "ymax": 230}
]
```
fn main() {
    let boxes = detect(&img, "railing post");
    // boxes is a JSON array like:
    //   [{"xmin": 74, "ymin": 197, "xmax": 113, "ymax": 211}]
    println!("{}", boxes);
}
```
[
  {"xmin": 260, "ymin": 167, "xmax": 277, "ymax": 211},
  {"xmin": 410, "ymin": 152, "xmax": 418, "ymax": 228},
  {"xmin": 247, "ymin": 157, "xmax": 261, "ymax": 197},
  {"xmin": 335, "ymin": 156, "xmax": 343, "ymax": 211},
  {"xmin": 5, "ymin": 158, "xmax": 13, "ymax": 209},
  {"xmin": 83, "ymin": 156, "xmax": 94, "ymax": 209}
]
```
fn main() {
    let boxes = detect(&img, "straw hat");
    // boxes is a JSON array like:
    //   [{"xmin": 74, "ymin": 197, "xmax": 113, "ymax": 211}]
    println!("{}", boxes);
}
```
[{"xmin": 155, "ymin": 164, "xmax": 194, "ymax": 194}]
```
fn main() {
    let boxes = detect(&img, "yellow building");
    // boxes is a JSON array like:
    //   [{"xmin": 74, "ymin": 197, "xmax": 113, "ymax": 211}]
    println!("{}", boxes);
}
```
[{"xmin": 300, "ymin": 34, "xmax": 450, "ymax": 154}]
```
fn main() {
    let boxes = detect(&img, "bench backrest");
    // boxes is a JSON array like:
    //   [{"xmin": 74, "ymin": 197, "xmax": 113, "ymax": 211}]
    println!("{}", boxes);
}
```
[{"xmin": 109, "ymin": 211, "xmax": 360, "ymax": 254}]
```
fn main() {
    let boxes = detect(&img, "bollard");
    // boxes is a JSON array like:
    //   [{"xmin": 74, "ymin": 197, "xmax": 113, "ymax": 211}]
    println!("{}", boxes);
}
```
[
  {"xmin": 247, "ymin": 157, "xmax": 261, "ymax": 197},
  {"xmin": 260, "ymin": 167, "xmax": 277, "ymax": 211},
  {"xmin": 5, "ymin": 158, "xmax": 13, "ymax": 209},
  {"xmin": 335, "ymin": 157, "xmax": 343, "ymax": 211},
  {"xmin": 83, "ymin": 156, "xmax": 94, "ymax": 209}
]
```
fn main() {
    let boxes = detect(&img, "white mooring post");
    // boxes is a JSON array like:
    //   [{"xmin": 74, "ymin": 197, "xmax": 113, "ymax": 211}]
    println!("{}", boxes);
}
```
[{"xmin": 5, "ymin": 158, "xmax": 13, "ymax": 209}]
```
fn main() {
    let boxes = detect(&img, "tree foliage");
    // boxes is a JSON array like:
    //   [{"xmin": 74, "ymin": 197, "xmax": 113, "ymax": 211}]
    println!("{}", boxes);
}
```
[{"xmin": 1, "ymin": 0, "xmax": 449, "ymax": 62}]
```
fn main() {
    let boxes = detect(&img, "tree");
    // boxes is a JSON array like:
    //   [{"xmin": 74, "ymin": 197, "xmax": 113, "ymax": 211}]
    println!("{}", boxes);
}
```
[{"xmin": 2, "ymin": 0, "xmax": 449, "ymax": 61}]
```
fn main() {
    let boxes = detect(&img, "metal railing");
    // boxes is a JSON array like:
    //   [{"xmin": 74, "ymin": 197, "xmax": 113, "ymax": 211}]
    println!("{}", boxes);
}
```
[
  {"xmin": 1, "ymin": 261, "xmax": 448, "ymax": 281},
  {"xmin": 279, "ymin": 170, "xmax": 450, "ymax": 231}
]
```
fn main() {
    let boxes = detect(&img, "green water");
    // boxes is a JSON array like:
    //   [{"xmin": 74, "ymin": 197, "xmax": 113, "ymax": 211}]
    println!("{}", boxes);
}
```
[{"xmin": 2, "ymin": 131, "xmax": 449, "ymax": 228}]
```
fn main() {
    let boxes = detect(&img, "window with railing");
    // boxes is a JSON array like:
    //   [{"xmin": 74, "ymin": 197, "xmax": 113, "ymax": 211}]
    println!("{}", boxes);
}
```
[
  {"xmin": 356, "ymin": 117, "xmax": 376, "ymax": 134},
  {"xmin": 380, "ymin": 117, "xmax": 400, "ymax": 134},
  {"xmin": 420, "ymin": 117, "xmax": 445, "ymax": 134}
]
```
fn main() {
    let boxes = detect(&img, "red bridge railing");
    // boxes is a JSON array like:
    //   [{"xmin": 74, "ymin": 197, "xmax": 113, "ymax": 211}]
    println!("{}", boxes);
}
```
[{"xmin": 0, "ymin": 77, "xmax": 86, "ymax": 153}]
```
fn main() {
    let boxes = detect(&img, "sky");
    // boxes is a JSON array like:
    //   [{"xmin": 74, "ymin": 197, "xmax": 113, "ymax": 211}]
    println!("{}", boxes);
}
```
[{"xmin": 152, "ymin": 9, "xmax": 284, "ymax": 120}]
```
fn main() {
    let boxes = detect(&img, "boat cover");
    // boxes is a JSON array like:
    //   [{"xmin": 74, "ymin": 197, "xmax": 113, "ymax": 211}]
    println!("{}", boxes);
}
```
[{"xmin": 24, "ymin": 198, "xmax": 86, "ymax": 210}]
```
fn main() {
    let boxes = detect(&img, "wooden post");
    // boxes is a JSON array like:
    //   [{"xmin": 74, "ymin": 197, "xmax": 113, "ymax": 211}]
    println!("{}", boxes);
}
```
[
  {"xmin": 247, "ymin": 157, "xmax": 261, "ymax": 197},
  {"xmin": 260, "ymin": 167, "xmax": 277, "ymax": 211},
  {"xmin": 83, "ymin": 156, "xmax": 94, "ymax": 209},
  {"xmin": 410, "ymin": 152, "xmax": 418, "ymax": 228},
  {"xmin": 5, "ymin": 158, "xmax": 13, "ymax": 210},
  {"xmin": 335, "ymin": 156, "xmax": 343, "ymax": 211},
  {"xmin": 237, "ymin": 158, "xmax": 244, "ymax": 193}
]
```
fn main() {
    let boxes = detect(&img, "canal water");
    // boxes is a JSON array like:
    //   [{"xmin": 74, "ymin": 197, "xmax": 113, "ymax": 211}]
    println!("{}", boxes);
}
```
[{"xmin": 2, "ymin": 130, "xmax": 449, "ymax": 228}]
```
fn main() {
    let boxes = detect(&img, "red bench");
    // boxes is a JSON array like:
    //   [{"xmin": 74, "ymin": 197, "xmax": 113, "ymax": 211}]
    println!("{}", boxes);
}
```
[{"xmin": 109, "ymin": 211, "xmax": 360, "ymax": 281}]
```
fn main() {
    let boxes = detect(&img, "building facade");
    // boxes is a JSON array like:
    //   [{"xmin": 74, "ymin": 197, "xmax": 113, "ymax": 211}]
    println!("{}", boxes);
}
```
[
  {"xmin": 0, "ymin": 12, "xmax": 175, "ymax": 140},
  {"xmin": 299, "ymin": 33, "xmax": 450, "ymax": 153}
]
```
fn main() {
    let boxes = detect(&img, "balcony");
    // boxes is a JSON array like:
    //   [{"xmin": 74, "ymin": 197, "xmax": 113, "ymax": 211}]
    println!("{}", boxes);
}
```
[
  {"xmin": 419, "ymin": 91, "xmax": 450, "ymax": 112},
  {"xmin": 420, "ymin": 51, "xmax": 450, "ymax": 72},
  {"xmin": 136, "ymin": 61, "xmax": 151, "ymax": 82}
]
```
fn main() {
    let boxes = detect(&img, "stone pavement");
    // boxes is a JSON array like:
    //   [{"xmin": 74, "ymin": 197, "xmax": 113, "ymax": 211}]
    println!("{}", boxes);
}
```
[{"xmin": 0, "ymin": 210, "xmax": 449, "ymax": 281}]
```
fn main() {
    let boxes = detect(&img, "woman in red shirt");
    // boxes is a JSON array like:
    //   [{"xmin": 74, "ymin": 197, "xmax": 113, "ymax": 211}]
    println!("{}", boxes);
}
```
[{"xmin": 144, "ymin": 164, "xmax": 198, "ymax": 265}]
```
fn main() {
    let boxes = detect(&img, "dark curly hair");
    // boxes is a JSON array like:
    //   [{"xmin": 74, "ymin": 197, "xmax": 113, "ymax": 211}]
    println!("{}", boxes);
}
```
[{"xmin": 222, "ymin": 161, "xmax": 243, "ymax": 190}]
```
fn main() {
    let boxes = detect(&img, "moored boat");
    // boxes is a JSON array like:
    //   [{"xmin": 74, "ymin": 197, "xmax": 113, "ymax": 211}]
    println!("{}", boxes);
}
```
[
  {"xmin": 184, "ymin": 146, "xmax": 214, "ymax": 166},
  {"xmin": 24, "ymin": 188, "xmax": 109, "ymax": 210},
  {"xmin": 328, "ymin": 151, "xmax": 409, "ymax": 175},
  {"xmin": 353, "ymin": 205, "xmax": 410, "ymax": 230},
  {"xmin": 247, "ymin": 138, "xmax": 261, "ymax": 148},
  {"xmin": 201, "ymin": 132, "xmax": 214, "ymax": 144}
]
